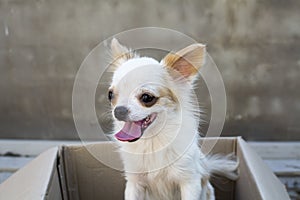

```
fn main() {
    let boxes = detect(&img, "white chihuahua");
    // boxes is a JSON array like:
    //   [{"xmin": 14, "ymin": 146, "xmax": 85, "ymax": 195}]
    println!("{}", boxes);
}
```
[{"xmin": 108, "ymin": 38, "xmax": 238, "ymax": 200}]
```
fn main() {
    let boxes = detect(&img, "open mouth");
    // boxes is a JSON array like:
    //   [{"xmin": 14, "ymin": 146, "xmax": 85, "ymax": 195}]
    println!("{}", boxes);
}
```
[{"xmin": 115, "ymin": 113, "xmax": 157, "ymax": 142}]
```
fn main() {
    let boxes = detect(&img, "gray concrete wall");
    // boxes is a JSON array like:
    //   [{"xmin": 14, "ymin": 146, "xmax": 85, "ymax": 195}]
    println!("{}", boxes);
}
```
[{"xmin": 0, "ymin": 0, "xmax": 299, "ymax": 140}]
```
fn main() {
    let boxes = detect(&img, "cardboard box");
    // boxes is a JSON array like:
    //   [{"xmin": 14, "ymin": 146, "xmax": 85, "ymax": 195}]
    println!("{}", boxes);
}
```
[{"xmin": 0, "ymin": 137, "xmax": 290, "ymax": 200}]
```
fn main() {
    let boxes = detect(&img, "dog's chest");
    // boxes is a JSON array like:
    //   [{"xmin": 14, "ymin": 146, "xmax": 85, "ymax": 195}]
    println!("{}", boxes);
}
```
[{"xmin": 139, "ymin": 168, "xmax": 181, "ymax": 200}]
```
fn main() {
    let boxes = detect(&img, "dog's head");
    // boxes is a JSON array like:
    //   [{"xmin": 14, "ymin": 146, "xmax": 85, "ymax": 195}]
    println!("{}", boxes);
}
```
[{"xmin": 108, "ymin": 38, "xmax": 205, "ymax": 142}]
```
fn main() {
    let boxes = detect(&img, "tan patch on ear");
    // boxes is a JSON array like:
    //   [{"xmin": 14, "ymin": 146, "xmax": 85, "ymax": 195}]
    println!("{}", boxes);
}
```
[
  {"xmin": 162, "ymin": 44, "xmax": 206, "ymax": 80},
  {"xmin": 110, "ymin": 38, "xmax": 138, "ymax": 69}
]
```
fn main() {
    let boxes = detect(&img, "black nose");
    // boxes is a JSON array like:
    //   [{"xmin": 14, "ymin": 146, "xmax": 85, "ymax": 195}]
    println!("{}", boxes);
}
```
[{"xmin": 114, "ymin": 106, "xmax": 129, "ymax": 121}]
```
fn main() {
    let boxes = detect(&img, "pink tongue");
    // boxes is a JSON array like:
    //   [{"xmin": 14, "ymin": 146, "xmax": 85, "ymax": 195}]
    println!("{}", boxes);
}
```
[{"xmin": 115, "ymin": 121, "xmax": 142, "ymax": 142}]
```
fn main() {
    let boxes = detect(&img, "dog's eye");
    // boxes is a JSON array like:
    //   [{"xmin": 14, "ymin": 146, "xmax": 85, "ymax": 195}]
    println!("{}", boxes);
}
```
[
  {"xmin": 140, "ymin": 93, "xmax": 158, "ymax": 107},
  {"xmin": 108, "ymin": 90, "xmax": 114, "ymax": 102}
]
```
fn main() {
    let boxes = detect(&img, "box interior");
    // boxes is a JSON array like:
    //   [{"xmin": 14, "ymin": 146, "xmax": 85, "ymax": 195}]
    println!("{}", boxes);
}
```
[{"xmin": 59, "ymin": 138, "xmax": 238, "ymax": 200}]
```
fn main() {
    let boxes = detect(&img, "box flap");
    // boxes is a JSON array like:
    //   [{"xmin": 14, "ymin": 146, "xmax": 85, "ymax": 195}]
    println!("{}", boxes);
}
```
[
  {"xmin": 0, "ymin": 147, "xmax": 60, "ymax": 200},
  {"xmin": 199, "ymin": 137, "xmax": 237, "ymax": 155},
  {"xmin": 236, "ymin": 137, "xmax": 290, "ymax": 200}
]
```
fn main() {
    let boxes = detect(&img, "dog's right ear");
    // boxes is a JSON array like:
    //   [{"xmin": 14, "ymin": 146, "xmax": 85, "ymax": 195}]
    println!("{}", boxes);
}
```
[
  {"xmin": 110, "ymin": 38, "xmax": 136, "ymax": 67},
  {"xmin": 161, "ymin": 43, "xmax": 206, "ymax": 83}
]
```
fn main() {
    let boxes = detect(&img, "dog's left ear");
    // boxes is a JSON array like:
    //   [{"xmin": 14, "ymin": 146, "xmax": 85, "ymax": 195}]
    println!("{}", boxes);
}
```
[
  {"xmin": 110, "ymin": 38, "xmax": 136, "ymax": 67},
  {"xmin": 161, "ymin": 43, "xmax": 206, "ymax": 82},
  {"xmin": 111, "ymin": 38, "xmax": 129, "ymax": 59}
]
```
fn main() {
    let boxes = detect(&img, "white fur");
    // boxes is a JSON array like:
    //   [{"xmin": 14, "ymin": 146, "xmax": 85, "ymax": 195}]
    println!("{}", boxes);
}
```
[{"xmin": 109, "ymin": 46, "xmax": 238, "ymax": 200}]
